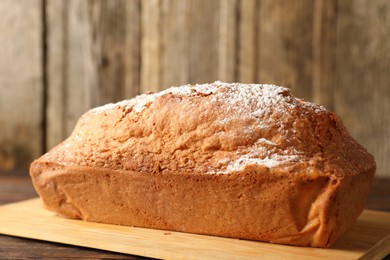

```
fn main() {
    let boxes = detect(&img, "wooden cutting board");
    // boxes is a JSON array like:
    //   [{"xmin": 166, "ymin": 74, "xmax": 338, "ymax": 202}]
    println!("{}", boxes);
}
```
[{"xmin": 0, "ymin": 198, "xmax": 389, "ymax": 260}]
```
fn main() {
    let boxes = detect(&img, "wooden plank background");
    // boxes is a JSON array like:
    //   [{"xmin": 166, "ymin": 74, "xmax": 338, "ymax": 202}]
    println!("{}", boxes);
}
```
[
  {"xmin": 0, "ymin": 0, "xmax": 43, "ymax": 170},
  {"xmin": 0, "ymin": 0, "xmax": 389, "ymax": 178}
]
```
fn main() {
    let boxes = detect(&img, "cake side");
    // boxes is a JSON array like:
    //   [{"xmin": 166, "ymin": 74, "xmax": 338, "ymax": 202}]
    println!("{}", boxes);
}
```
[{"xmin": 30, "ymin": 161, "xmax": 374, "ymax": 247}]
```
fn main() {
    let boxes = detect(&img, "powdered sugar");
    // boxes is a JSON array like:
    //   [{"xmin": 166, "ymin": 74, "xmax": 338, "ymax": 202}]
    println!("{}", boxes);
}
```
[
  {"xmin": 226, "ymin": 154, "xmax": 300, "ymax": 171},
  {"xmin": 90, "ymin": 82, "xmax": 220, "ymax": 114},
  {"xmin": 90, "ymin": 81, "xmax": 325, "ymax": 119},
  {"xmin": 207, "ymin": 82, "xmax": 299, "ymax": 129},
  {"xmin": 87, "ymin": 81, "xmax": 325, "ymax": 174},
  {"xmin": 256, "ymin": 137, "xmax": 277, "ymax": 146},
  {"xmin": 211, "ymin": 152, "xmax": 301, "ymax": 174}
]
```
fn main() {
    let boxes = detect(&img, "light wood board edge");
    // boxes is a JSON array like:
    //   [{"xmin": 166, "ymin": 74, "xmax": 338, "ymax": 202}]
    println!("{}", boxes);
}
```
[{"xmin": 0, "ymin": 198, "xmax": 389, "ymax": 260}]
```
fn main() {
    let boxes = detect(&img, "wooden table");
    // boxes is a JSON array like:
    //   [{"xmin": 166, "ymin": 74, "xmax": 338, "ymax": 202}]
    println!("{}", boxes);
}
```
[{"xmin": 1, "ymin": 171, "xmax": 389, "ymax": 259}]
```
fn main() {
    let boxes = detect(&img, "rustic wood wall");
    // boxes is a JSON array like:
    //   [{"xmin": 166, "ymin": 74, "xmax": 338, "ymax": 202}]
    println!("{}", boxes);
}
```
[
  {"xmin": 0, "ymin": 0, "xmax": 389, "ymax": 178},
  {"xmin": 0, "ymin": 1, "xmax": 43, "ymax": 170}
]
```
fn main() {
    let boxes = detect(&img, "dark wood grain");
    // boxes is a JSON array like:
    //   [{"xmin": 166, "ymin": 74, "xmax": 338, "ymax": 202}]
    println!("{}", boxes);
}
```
[
  {"xmin": 160, "ymin": 0, "xmax": 191, "ymax": 88},
  {"xmin": 0, "ymin": 235, "xmax": 143, "ymax": 260},
  {"xmin": 0, "ymin": 173, "xmax": 37, "ymax": 205},
  {"xmin": 46, "ymin": 0, "xmax": 93, "ymax": 149},
  {"xmin": 335, "ymin": 0, "xmax": 390, "ymax": 179},
  {"xmin": 0, "ymin": 171, "xmax": 389, "ymax": 259},
  {"xmin": 188, "ymin": 0, "xmax": 220, "ymax": 84},
  {"xmin": 0, "ymin": 1, "xmax": 43, "ymax": 169},
  {"xmin": 90, "ymin": 0, "xmax": 141, "ymax": 105},
  {"xmin": 140, "ymin": 0, "xmax": 162, "ymax": 93},
  {"xmin": 257, "ymin": 0, "xmax": 315, "ymax": 101},
  {"xmin": 238, "ymin": 0, "xmax": 257, "ymax": 83},
  {"xmin": 218, "ymin": 0, "xmax": 238, "ymax": 82},
  {"xmin": 46, "ymin": 0, "xmax": 141, "ymax": 150},
  {"xmin": 312, "ymin": 0, "xmax": 337, "ymax": 111}
]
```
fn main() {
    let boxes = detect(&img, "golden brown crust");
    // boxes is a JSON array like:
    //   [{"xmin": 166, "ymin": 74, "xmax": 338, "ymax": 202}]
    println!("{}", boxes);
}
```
[{"xmin": 30, "ymin": 82, "xmax": 376, "ymax": 247}]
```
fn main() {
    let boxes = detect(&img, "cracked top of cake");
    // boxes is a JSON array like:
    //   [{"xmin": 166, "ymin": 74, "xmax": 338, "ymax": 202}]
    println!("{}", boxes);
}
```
[{"xmin": 38, "ymin": 81, "xmax": 375, "ymax": 177}]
